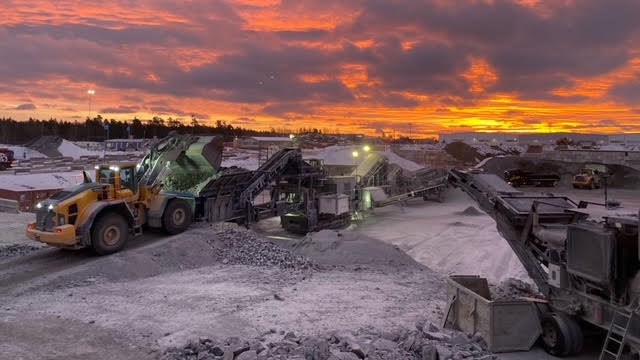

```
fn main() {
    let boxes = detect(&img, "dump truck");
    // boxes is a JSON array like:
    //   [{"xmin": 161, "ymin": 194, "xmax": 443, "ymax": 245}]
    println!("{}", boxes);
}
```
[
  {"xmin": 449, "ymin": 170, "xmax": 640, "ymax": 358},
  {"xmin": 503, "ymin": 168, "xmax": 560, "ymax": 187},
  {"xmin": 26, "ymin": 133, "xmax": 224, "ymax": 254}
]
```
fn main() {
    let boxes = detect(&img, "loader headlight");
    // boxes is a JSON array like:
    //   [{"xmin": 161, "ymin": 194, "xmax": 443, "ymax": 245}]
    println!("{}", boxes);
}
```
[
  {"xmin": 48, "ymin": 204, "xmax": 54, "ymax": 211},
  {"xmin": 109, "ymin": 165, "xmax": 120, "ymax": 171},
  {"xmin": 36, "ymin": 202, "xmax": 43, "ymax": 209}
]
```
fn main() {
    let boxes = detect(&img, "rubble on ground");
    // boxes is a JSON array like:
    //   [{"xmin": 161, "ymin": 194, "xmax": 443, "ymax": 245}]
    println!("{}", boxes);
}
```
[
  {"xmin": 490, "ymin": 278, "xmax": 541, "ymax": 301},
  {"xmin": 162, "ymin": 319, "xmax": 495, "ymax": 360},
  {"xmin": 207, "ymin": 223, "xmax": 314, "ymax": 270},
  {"xmin": 0, "ymin": 244, "xmax": 43, "ymax": 258}
]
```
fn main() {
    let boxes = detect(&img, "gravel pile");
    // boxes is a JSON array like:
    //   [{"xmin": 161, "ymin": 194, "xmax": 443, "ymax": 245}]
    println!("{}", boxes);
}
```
[
  {"xmin": 0, "ymin": 244, "xmax": 43, "ymax": 258},
  {"xmin": 457, "ymin": 206, "xmax": 484, "ymax": 216},
  {"xmin": 162, "ymin": 319, "xmax": 494, "ymax": 360},
  {"xmin": 491, "ymin": 278, "xmax": 540, "ymax": 301},
  {"xmin": 207, "ymin": 223, "xmax": 314, "ymax": 270}
]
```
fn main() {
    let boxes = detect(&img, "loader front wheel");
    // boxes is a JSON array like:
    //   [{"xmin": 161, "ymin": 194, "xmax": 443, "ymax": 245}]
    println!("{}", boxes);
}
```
[
  {"xmin": 162, "ymin": 199, "xmax": 192, "ymax": 235},
  {"xmin": 92, "ymin": 213, "xmax": 128, "ymax": 255}
]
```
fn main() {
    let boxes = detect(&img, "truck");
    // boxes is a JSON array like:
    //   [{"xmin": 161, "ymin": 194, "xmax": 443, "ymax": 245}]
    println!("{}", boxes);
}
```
[
  {"xmin": 449, "ymin": 170, "xmax": 640, "ymax": 358},
  {"xmin": 503, "ymin": 168, "xmax": 561, "ymax": 187},
  {"xmin": 0, "ymin": 148, "xmax": 14, "ymax": 170},
  {"xmin": 572, "ymin": 167, "xmax": 602, "ymax": 189}
]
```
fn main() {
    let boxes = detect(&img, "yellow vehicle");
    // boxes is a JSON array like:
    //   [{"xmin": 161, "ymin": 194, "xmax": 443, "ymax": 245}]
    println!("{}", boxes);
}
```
[
  {"xmin": 572, "ymin": 168, "xmax": 602, "ymax": 189},
  {"xmin": 26, "ymin": 133, "xmax": 223, "ymax": 255}
]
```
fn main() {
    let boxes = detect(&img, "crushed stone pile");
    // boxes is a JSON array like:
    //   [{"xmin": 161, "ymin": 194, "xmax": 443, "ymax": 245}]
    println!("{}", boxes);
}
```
[
  {"xmin": 24, "ymin": 135, "xmax": 63, "ymax": 158},
  {"xmin": 292, "ymin": 229, "xmax": 421, "ymax": 269},
  {"xmin": 207, "ymin": 223, "xmax": 314, "ymax": 270},
  {"xmin": 490, "ymin": 278, "xmax": 541, "ymax": 301},
  {"xmin": 457, "ymin": 206, "xmax": 484, "ymax": 216},
  {"xmin": 162, "ymin": 319, "xmax": 494, "ymax": 360},
  {"xmin": 0, "ymin": 244, "xmax": 43, "ymax": 258}
]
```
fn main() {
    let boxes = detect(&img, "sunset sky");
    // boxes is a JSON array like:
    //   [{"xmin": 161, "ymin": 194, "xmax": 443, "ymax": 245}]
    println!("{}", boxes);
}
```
[{"xmin": 1, "ymin": 0, "xmax": 640, "ymax": 137}]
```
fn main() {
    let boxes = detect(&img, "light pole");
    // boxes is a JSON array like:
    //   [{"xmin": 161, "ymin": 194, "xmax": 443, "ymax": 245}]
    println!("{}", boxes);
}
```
[
  {"xmin": 87, "ymin": 89, "xmax": 95, "ymax": 119},
  {"xmin": 352, "ymin": 150, "xmax": 359, "ymax": 181},
  {"xmin": 352, "ymin": 150, "xmax": 359, "ymax": 211}
]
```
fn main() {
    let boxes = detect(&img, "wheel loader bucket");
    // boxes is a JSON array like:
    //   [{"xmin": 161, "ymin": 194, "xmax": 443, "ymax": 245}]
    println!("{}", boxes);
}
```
[
  {"xmin": 443, "ymin": 275, "xmax": 542, "ymax": 353},
  {"xmin": 162, "ymin": 136, "xmax": 225, "ymax": 192}
]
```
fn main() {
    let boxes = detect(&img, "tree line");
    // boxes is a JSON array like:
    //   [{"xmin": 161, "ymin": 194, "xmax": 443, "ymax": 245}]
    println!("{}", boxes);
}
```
[{"xmin": 0, "ymin": 115, "xmax": 295, "ymax": 144}]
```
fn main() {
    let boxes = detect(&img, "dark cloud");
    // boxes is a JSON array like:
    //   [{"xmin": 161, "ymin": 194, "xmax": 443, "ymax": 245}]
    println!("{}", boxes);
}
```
[
  {"xmin": 233, "ymin": 117, "xmax": 255, "ymax": 125},
  {"xmin": 14, "ymin": 103, "xmax": 36, "ymax": 110},
  {"xmin": 149, "ymin": 105, "xmax": 188, "ymax": 116},
  {"xmin": 275, "ymin": 30, "xmax": 330, "ymax": 41},
  {"xmin": 366, "ymin": 40, "xmax": 470, "ymax": 95},
  {"xmin": 6, "ymin": 24, "xmax": 203, "ymax": 47},
  {"xmin": 100, "ymin": 105, "xmax": 140, "ymax": 114},
  {"xmin": 609, "ymin": 80, "xmax": 640, "ymax": 104}
]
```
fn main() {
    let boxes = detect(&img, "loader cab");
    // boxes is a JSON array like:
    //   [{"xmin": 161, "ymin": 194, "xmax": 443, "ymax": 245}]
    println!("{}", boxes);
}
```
[{"xmin": 95, "ymin": 163, "xmax": 138, "ymax": 197}]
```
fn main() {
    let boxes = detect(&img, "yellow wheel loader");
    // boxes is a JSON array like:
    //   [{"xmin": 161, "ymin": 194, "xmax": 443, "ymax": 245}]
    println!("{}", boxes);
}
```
[{"xmin": 26, "ymin": 133, "xmax": 223, "ymax": 255}]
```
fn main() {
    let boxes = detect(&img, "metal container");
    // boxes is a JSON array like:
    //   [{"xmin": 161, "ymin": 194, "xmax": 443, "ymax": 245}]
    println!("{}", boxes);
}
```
[
  {"xmin": 318, "ymin": 194, "xmax": 350, "ymax": 215},
  {"xmin": 444, "ymin": 275, "xmax": 542, "ymax": 353}
]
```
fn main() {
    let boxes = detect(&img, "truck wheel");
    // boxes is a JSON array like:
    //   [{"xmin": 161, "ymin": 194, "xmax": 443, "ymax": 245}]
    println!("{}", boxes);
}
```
[
  {"xmin": 162, "ymin": 199, "xmax": 192, "ymax": 235},
  {"xmin": 557, "ymin": 313, "xmax": 583, "ymax": 355},
  {"xmin": 540, "ymin": 313, "xmax": 582, "ymax": 357},
  {"xmin": 91, "ymin": 213, "xmax": 128, "ymax": 255}
]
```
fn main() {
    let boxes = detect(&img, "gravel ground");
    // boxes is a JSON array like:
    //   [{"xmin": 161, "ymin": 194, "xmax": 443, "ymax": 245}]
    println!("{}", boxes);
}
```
[{"xmin": 0, "ymin": 224, "xmax": 448, "ymax": 359}]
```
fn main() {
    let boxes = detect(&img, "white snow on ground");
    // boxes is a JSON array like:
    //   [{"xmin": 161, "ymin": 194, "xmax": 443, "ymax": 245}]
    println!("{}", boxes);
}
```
[
  {"xmin": 0, "ymin": 145, "xmax": 47, "ymax": 160},
  {"xmin": 221, "ymin": 148, "xmax": 260, "ymax": 170},
  {"xmin": 303, "ymin": 146, "xmax": 360, "ymax": 166},
  {"xmin": 380, "ymin": 149, "xmax": 423, "ymax": 171},
  {"xmin": 58, "ymin": 140, "xmax": 102, "ymax": 158},
  {"xmin": 0, "ymin": 171, "xmax": 84, "ymax": 191},
  {"xmin": 304, "ymin": 145, "xmax": 423, "ymax": 171},
  {"xmin": 357, "ymin": 188, "xmax": 529, "ymax": 283}
]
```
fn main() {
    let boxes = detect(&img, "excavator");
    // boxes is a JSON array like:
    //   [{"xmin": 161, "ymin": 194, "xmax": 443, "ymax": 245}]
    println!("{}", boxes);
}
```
[{"xmin": 26, "ymin": 133, "xmax": 223, "ymax": 254}]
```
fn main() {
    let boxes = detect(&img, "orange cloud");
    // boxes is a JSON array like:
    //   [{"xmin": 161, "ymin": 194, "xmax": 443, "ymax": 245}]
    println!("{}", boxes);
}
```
[{"xmin": 462, "ymin": 57, "xmax": 499, "ymax": 94}]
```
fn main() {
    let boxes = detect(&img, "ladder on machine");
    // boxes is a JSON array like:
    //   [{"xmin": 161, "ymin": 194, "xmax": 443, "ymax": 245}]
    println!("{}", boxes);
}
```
[{"xmin": 599, "ymin": 308, "xmax": 634, "ymax": 360}]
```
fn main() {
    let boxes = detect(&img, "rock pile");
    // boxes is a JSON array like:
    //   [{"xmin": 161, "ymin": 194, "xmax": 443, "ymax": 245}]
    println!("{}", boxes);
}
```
[
  {"xmin": 491, "ymin": 278, "xmax": 540, "ymax": 301},
  {"xmin": 457, "ymin": 206, "xmax": 484, "ymax": 216},
  {"xmin": 207, "ymin": 223, "xmax": 314, "ymax": 270},
  {"xmin": 162, "ymin": 320, "xmax": 495, "ymax": 360},
  {"xmin": 0, "ymin": 244, "xmax": 42, "ymax": 258}
]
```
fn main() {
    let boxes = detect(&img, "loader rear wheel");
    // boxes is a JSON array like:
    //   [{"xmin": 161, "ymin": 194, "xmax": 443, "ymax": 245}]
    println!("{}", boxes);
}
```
[
  {"xmin": 162, "ymin": 199, "xmax": 192, "ymax": 235},
  {"xmin": 91, "ymin": 213, "xmax": 128, "ymax": 255},
  {"xmin": 540, "ymin": 313, "xmax": 583, "ymax": 357}
]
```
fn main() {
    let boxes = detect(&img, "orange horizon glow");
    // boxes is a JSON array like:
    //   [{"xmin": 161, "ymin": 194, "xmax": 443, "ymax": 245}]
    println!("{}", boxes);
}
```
[{"xmin": 1, "ymin": 0, "xmax": 640, "ymax": 137}]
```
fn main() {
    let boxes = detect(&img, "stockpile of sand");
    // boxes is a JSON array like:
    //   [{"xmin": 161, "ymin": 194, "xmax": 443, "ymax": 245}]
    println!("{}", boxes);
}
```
[{"xmin": 291, "ymin": 229, "xmax": 422, "ymax": 269}]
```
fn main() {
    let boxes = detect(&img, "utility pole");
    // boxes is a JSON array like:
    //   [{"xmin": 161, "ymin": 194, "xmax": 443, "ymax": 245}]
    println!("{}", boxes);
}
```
[{"xmin": 87, "ymin": 89, "xmax": 95, "ymax": 119}]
